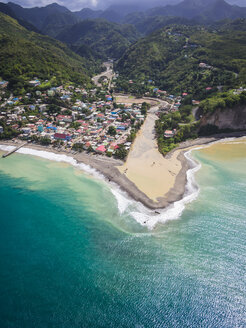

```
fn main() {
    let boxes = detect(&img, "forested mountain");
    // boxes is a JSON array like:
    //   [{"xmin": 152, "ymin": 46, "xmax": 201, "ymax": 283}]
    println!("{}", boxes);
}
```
[
  {"xmin": 74, "ymin": 8, "xmax": 103, "ymax": 20},
  {"xmin": 0, "ymin": 12, "xmax": 98, "ymax": 93},
  {"xmin": 144, "ymin": 0, "xmax": 246, "ymax": 21},
  {"xmin": 5, "ymin": 0, "xmax": 246, "ymax": 33},
  {"xmin": 7, "ymin": 2, "xmax": 70, "ymax": 30},
  {"xmin": 2, "ymin": 2, "xmax": 140, "ymax": 56},
  {"xmin": 1, "ymin": 0, "xmax": 246, "ymax": 92},
  {"xmin": 124, "ymin": 14, "xmax": 196, "ymax": 35},
  {"xmin": 116, "ymin": 20, "xmax": 246, "ymax": 98},
  {"xmin": 0, "ymin": 2, "xmax": 39, "ymax": 32},
  {"xmin": 57, "ymin": 19, "xmax": 140, "ymax": 60},
  {"xmin": 3, "ymin": 0, "xmax": 246, "ymax": 39},
  {"xmin": 73, "ymin": 1, "xmax": 181, "ymax": 23},
  {"xmin": 41, "ymin": 12, "xmax": 80, "ymax": 37},
  {"xmin": 123, "ymin": 0, "xmax": 246, "ymax": 34}
]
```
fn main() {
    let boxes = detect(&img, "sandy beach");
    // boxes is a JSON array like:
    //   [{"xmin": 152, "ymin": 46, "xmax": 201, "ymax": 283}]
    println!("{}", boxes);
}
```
[
  {"xmin": 1, "ymin": 131, "xmax": 246, "ymax": 210},
  {"xmin": 115, "ymin": 95, "xmax": 159, "ymax": 106},
  {"xmin": 117, "ymin": 104, "xmax": 183, "ymax": 202}
]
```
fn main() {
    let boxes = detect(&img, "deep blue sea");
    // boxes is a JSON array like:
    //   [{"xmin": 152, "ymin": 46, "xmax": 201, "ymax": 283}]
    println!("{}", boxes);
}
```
[{"xmin": 0, "ymin": 140, "xmax": 245, "ymax": 328}]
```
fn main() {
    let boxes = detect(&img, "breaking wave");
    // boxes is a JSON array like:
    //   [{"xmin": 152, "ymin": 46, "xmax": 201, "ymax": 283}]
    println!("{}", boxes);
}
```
[
  {"xmin": 0, "ymin": 145, "xmax": 104, "ymax": 179},
  {"xmin": 0, "ymin": 144, "xmax": 202, "ymax": 230},
  {"xmin": 128, "ymin": 149, "xmax": 202, "ymax": 229}
]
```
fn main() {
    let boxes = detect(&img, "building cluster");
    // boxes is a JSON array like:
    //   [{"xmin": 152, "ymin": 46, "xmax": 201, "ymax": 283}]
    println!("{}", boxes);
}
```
[{"xmin": 0, "ymin": 81, "xmax": 146, "ymax": 155}]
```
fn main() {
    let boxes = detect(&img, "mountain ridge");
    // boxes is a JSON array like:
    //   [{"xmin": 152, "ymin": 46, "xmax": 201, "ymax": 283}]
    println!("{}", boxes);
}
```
[{"xmin": 57, "ymin": 18, "xmax": 140, "ymax": 60}]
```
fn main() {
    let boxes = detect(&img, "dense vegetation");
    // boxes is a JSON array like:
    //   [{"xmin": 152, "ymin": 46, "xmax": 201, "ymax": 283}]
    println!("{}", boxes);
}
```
[
  {"xmin": 155, "ymin": 104, "xmax": 198, "ymax": 155},
  {"xmin": 116, "ymin": 20, "xmax": 246, "ymax": 98},
  {"xmin": 199, "ymin": 90, "xmax": 246, "ymax": 114},
  {"xmin": 124, "ymin": 14, "xmax": 196, "ymax": 35},
  {"xmin": 7, "ymin": 2, "xmax": 70, "ymax": 31},
  {"xmin": 155, "ymin": 89, "xmax": 246, "ymax": 155},
  {"xmin": 144, "ymin": 0, "xmax": 246, "ymax": 22},
  {"xmin": 41, "ymin": 12, "xmax": 80, "ymax": 37},
  {"xmin": 0, "ymin": 13, "xmax": 99, "ymax": 93},
  {"xmin": 0, "ymin": 2, "xmax": 39, "ymax": 32},
  {"xmin": 0, "ymin": 120, "xmax": 20, "ymax": 140},
  {"xmin": 4, "ymin": 0, "xmax": 246, "ymax": 38},
  {"xmin": 57, "ymin": 19, "xmax": 140, "ymax": 60}
]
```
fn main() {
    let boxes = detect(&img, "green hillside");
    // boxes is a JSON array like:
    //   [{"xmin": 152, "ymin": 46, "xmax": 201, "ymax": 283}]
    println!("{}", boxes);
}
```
[
  {"xmin": 0, "ymin": 12, "xmax": 98, "ymax": 93},
  {"xmin": 116, "ymin": 20, "xmax": 246, "ymax": 98},
  {"xmin": 7, "ymin": 2, "xmax": 70, "ymax": 31},
  {"xmin": 124, "ymin": 14, "xmax": 196, "ymax": 35},
  {"xmin": 145, "ymin": 0, "xmax": 246, "ymax": 21},
  {"xmin": 0, "ymin": 2, "xmax": 39, "ymax": 32},
  {"xmin": 42, "ymin": 12, "xmax": 80, "ymax": 37},
  {"xmin": 57, "ymin": 19, "xmax": 140, "ymax": 60}
]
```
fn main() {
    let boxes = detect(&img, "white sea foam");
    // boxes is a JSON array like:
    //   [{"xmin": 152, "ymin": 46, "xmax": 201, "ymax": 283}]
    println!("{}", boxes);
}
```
[
  {"xmin": 0, "ymin": 143, "xmax": 202, "ymax": 229},
  {"xmin": 104, "ymin": 146, "xmax": 204, "ymax": 230},
  {"xmin": 124, "ymin": 138, "xmax": 246, "ymax": 229},
  {"xmin": 110, "ymin": 185, "xmax": 134, "ymax": 214},
  {"xmin": 0, "ymin": 145, "xmax": 15, "ymax": 152},
  {"xmin": 0, "ymin": 144, "xmax": 134, "ymax": 216},
  {"xmin": 126, "ymin": 149, "xmax": 202, "ymax": 229},
  {"xmin": 0, "ymin": 145, "xmax": 105, "ymax": 180},
  {"xmin": 0, "ymin": 142, "xmax": 229, "ymax": 230}
]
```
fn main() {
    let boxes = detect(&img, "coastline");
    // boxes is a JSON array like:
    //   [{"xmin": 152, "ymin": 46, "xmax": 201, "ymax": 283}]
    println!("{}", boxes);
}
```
[{"xmin": 1, "ymin": 130, "xmax": 246, "ymax": 211}]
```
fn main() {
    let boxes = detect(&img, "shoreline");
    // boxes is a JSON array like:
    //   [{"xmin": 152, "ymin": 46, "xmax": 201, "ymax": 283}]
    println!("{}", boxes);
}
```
[{"xmin": 1, "ymin": 130, "xmax": 246, "ymax": 211}]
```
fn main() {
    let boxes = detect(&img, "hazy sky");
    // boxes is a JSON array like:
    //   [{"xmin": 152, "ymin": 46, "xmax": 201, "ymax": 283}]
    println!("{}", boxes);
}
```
[
  {"xmin": 2, "ymin": 0, "xmax": 181, "ymax": 11},
  {"xmin": 2, "ymin": 0, "xmax": 245, "ymax": 11}
]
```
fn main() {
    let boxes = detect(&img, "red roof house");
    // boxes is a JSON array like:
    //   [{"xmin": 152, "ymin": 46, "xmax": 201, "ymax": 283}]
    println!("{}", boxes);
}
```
[{"xmin": 96, "ymin": 145, "xmax": 106, "ymax": 153}]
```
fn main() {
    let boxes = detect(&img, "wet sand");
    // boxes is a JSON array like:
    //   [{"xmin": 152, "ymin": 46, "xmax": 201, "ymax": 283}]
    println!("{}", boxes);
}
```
[{"xmin": 1, "ymin": 132, "xmax": 246, "ymax": 210}]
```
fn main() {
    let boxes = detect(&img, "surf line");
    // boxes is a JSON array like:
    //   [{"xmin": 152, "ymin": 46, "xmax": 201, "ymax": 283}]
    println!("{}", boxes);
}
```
[{"xmin": 0, "ymin": 144, "xmax": 204, "ymax": 230}]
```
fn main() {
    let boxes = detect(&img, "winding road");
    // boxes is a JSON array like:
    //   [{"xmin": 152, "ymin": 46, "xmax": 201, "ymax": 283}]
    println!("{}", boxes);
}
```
[{"xmin": 92, "ymin": 62, "xmax": 115, "ymax": 88}]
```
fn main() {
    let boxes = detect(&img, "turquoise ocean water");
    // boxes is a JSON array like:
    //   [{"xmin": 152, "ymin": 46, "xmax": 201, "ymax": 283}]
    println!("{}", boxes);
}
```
[{"xmin": 0, "ymin": 141, "xmax": 245, "ymax": 327}]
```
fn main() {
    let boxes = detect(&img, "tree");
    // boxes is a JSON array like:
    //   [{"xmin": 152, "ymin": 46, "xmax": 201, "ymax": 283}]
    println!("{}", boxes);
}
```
[
  {"xmin": 108, "ymin": 126, "xmax": 117, "ymax": 136},
  {"xmin": 40, "ymin": 137, "xmax": 51, "ymax": 145},
  {"xmin": 70, "ymin": 122, "xmax": 81, "ymax": 129},
  {"xmin": 87, "ymin": 145, "xmax": 94, "ymax": 153},
  {"xmin": 182, "ymin": 95, "xmax": 192, "ymax": 105},
  {"xmin": 47, "ymin": 104, "xmax": 60, "ymax": 114},
  {"xmin": 114, "ymin": 145, "xmax": 127, "ymax": 160},
  {"xmin": 127, "ymin": 130, "xmax": 136, "ymax": 142},
  {"xmin": 72, "ymin": 143, "xmax": 84, "ymax": 152}
]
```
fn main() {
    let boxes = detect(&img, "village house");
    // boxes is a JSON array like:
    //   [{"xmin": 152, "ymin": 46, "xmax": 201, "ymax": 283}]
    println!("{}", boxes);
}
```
[
  {"xmin": 54, "ymin": 133, "xmax": 71, "ymax": 141},
  {"xmin": 199, "ymin": 62, "xmax": 213, "ymax": 69},
  {"xmin": 96, "ymin": 145, "xmax": 107, "ymax": 154},
  {"xmin": 164, "ymin": 129, "xmax": 177, "ymax": 138},
  {"xmin": 0, "ymin": 81, "xmax": 8, "ymax": 88}
]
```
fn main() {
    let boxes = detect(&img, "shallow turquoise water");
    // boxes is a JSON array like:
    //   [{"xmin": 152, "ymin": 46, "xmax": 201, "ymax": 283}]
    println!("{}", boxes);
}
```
[{"xmin": 0, "ymin": 144, "xmax": 245, "ymax": 328}]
